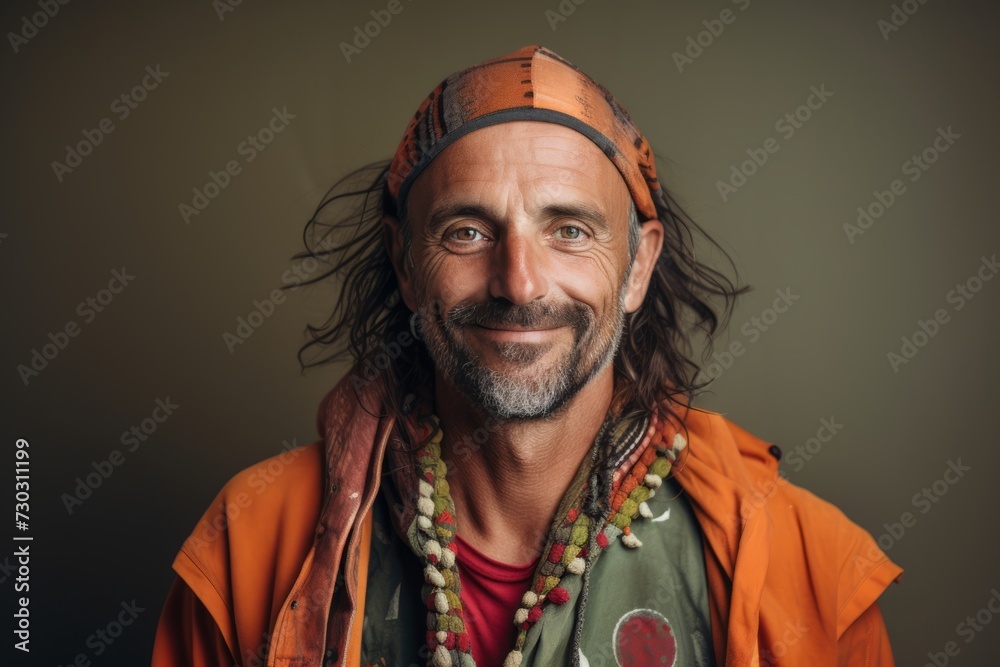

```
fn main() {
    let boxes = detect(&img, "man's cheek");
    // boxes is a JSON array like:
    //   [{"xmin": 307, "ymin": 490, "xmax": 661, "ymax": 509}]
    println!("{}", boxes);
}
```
[
  {"xmin": 428, "ymin": 270, "xmax": 485, "ymax": 309},
  {"xmin": 560, "ymin": 253, "xmax": 618, "ymax": 292}
]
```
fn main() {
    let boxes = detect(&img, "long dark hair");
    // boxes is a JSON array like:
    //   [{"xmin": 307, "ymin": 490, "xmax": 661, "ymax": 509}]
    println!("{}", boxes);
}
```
[{"xmin": 291, "ymin": 155, "xmax": 751, "ymax": 427}]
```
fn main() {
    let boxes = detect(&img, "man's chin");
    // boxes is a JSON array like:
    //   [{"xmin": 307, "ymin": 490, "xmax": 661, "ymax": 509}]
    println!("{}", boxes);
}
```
[
  {"xmin": 448, "ymin": 359, "xmax": 583, "ymax": 421},
  {"xmin": 482, "ymin": 342, "xmax": 559, "ymax": 369}
]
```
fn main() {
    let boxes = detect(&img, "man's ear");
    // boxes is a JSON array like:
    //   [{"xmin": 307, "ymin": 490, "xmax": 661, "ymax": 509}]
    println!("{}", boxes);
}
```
[
  {"xmin": 382, "ymin": 213, "xmax": 417, "ymax": 312},
  {"xmin": 624, "ymin": 219, "xmax": 665, "ymax": 313}
]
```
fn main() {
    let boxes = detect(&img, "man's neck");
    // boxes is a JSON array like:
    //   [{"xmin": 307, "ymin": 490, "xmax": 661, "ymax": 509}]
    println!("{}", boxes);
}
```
[{"xmin": 435, "ymin": 367, "xmax": 615, "ymax": 565}]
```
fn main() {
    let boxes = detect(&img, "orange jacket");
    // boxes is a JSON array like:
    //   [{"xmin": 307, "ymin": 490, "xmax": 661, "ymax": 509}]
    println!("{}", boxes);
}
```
[{"xmin": 152, "ymin": 375, "xmax": 903, "ymax": 666}]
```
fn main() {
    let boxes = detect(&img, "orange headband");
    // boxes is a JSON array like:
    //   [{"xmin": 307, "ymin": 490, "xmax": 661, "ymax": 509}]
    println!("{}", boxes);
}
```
[{"xmin": 387, "ymin": 44, "xmax": 662, "ymax": 222}]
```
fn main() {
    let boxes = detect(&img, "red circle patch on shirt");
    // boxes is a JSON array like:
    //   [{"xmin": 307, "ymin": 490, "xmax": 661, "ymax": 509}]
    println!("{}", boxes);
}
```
[{"xmin": 613, "ymin": 609, "xmax": 678, "ymax": 666}]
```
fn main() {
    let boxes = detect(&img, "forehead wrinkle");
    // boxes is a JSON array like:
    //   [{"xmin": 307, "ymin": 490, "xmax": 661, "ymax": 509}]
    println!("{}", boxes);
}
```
[{"xmin": 528, "ymin": 146, "xmax": 607, "ymax": 172}]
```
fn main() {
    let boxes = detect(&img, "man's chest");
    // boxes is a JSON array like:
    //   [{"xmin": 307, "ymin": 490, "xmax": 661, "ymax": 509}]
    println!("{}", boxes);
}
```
[{"xmin": 359, "ymin": 476, "xmax": 714, "ymax": 667}]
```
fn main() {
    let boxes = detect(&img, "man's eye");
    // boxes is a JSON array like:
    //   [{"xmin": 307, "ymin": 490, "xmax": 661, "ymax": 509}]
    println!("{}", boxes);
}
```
[
  {"xmin": 555, "ymin": 225, "xmax": 586, "ymax": 240},
  {"xmin": 450, "ymin": 227, "xmax": 484, "ymax": 242}
]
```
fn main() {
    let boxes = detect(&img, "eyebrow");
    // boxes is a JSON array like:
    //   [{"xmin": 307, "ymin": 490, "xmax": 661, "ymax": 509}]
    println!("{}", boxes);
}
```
[{"xmin": 425, "ymin": 201, "xmax": 612, "ymax": 234}]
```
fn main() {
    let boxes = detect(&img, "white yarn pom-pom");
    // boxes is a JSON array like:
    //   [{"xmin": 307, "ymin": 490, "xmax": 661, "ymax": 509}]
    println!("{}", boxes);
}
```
[
  {"xmin": 502, "ymin": 650, "xmax": 523, "ymax": 667},
  {"xmin": 433, "ymin": 644, "xmax": 452, "ymax": 666},
  {"xmin": 622, "ymin": 532, "xmax": 643, "ymax": 549},
  {"xmin": 417, "ymin": 497, "xmax": 435, "ymax": 517},
  {"xmin": 424, "ymin": 564, "xmax": 446, "ymax": 587},
  {"xmin": 423, "ymin": 539, "xmax": 442, "ymax": 560}
]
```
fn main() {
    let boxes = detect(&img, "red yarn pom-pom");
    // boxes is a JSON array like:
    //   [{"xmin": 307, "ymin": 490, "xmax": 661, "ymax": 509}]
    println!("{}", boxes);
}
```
[
  {"xmin": 527, "ymin": 605, "xmax": 544, "ymax": 624},
  {"xmin": 548, "ymin": 587, "xmax": 570, "ymax": 605}
]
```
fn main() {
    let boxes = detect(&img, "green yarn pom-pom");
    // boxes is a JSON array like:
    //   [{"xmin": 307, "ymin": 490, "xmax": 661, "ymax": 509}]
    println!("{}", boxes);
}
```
[
  {"xmin": 649, "ymin": 457, "xmax": 671, "ymax": 478},
  {"xmin": 620, "ymin": 498, "xmax": 638, "ymax": 518},
  {"xmin": 630, "ymin": 486, "xmax": 651, "ymax": 505}
]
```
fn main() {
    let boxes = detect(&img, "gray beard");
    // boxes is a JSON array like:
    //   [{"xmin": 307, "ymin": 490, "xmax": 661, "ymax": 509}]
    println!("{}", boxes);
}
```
[{"xmin": 416, "ymin": 270, "xmax": 632, "ymax": 422}]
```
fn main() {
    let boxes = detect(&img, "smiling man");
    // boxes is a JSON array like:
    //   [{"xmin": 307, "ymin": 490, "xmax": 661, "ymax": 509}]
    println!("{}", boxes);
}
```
[{"xmin": 152, "ymin": 45, "xmax": 902, "ymax": 667}]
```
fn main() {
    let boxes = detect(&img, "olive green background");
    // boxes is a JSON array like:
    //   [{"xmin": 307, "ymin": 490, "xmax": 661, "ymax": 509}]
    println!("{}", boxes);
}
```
[{"xmin": 2, "ymin": 0, "xmax": 998, "ymax": 664}]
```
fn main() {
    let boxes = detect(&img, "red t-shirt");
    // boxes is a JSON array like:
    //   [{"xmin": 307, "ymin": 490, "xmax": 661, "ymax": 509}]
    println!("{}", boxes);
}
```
[{"xmin": 453, "ymin": 534, "xmax": 539, "ymax": 667}]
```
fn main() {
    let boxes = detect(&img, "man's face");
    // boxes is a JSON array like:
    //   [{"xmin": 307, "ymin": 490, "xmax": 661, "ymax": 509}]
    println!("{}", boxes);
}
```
[{"xmin": 387, "ymin": 121, "xmax": 662, "ymax": 421}]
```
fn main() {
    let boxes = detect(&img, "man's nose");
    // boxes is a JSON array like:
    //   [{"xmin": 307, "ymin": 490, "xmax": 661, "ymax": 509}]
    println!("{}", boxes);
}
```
[{"xmin": 488, "ymin": 231, "xmax": 549, "ymax": 305}]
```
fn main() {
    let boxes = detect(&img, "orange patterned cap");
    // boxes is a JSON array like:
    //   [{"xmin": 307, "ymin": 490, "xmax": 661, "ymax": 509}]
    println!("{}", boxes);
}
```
[{"xmin": 387, "ymin": 45, "xmax": 661, "ymax": 222}]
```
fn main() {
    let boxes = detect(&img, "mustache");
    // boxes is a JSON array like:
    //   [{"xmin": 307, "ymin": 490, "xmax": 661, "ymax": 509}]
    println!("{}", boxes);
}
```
[{"xmin": 446, "ymin": 300, "xmax": 591, "ymax": 331}]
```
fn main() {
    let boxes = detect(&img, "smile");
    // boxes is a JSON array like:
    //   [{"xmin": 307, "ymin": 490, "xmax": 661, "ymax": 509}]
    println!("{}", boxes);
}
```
[{"xmin": 472, "ymin": 324, "xmax": 567, "ymax": 343}]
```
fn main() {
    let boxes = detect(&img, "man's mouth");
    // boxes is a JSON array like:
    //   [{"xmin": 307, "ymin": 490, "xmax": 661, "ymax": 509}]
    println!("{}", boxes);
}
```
[
  {"xmin": 476, "ymin": 323, "xmax": 560, "ymax": 331},
  {"xmin": 472, "ymin": 324, "xmax": 566, "ymax": 342}
]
